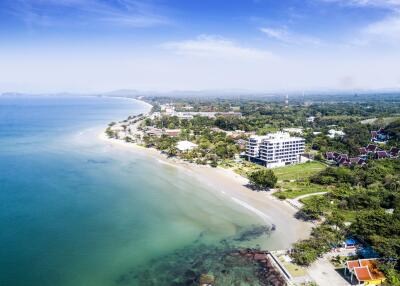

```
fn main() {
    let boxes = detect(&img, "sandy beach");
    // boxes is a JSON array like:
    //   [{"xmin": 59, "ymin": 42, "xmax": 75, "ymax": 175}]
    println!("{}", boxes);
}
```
[{"xmin": 98, "ymin": 132, "xmax": 313, "ymax": 249}]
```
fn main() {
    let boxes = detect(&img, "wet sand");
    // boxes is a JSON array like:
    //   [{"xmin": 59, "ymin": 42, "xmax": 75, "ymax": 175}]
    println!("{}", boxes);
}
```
[{"xmin": 98, "ymin": 133, "xmax": 313, "ymax": 249}]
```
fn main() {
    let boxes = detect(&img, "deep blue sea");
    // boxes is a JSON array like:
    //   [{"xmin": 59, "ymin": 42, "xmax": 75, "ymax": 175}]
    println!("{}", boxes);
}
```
[{"xmin": 0, "ymin": 95, "xmax": 263, "ymax": 286}]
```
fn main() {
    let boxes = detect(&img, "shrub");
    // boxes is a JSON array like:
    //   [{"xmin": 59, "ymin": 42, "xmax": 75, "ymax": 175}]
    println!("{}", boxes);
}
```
[{"xmin": 248, "ymin": 169, "xmax": 277, "ymax": 189}]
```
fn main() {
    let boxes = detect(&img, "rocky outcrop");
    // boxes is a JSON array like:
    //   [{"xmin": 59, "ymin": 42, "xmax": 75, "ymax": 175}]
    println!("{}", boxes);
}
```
[{"xmin": 236, "ymin": 249, "xmax": 287, "ymax": 286}]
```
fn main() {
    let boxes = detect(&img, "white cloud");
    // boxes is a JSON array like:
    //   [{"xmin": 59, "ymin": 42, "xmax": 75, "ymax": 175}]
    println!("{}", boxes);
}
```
[
  {"xmin": 8, "ymin": 0, "xmax": 170, "ymax": 28},
  {"xmin": 161, "ymin": 35, "xmax": 276, "ymax": 60},
  {"xmin": 321, "ymin": 0, "xmax": 400, "ymax": 8},
  {"xmin": 363, "ymin": 12, "xmax": 400, "ymax": 40},
  {"xmin": 321, "ymin": 0, "xmax": 400, "ymax": 46},
  {"xmin": 259, "ymin": 27, "xmax": 288, "ymax": 41},
  {"xmin": 259, "ymin": 27, "xmax": 321, "ymax": 46}
]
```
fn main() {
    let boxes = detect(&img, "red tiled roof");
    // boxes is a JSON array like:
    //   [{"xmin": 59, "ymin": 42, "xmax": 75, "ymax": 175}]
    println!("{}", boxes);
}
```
[
  {"xmin": 347, "ymin": 259, "xmax": 386, "ymax": 282},
  {"xmin": 376, "ymin": 151, "xmax": 389, "ymax": 159},
  {"xmin": 347, "ymin": 260, "xmax": 360, "ymax": 270},
  {"xmin": 326, "ymin": 152, "xmax": 335, "ymax": 159},
  {"xmin": 354, "ymin": 267, "xmax": 373, "ymax": 281},
  {"xmin": 350, "ymin": 157, "xmax": 359, "ymax": 163},
  {"xmin": 358, "ymin": 159, "xmax": 366, "ymax": 165},
  {"xmin": 390, "ymin": 147, "xmax": 399, "ymax": 156},
  {"xmin": 359, "ymin": 147, "xmax": 367, "ymax": 155}
]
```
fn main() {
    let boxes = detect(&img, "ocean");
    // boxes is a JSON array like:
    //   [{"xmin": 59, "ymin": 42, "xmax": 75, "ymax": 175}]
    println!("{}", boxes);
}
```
[{"xmin": 0, "ymin": 95, "xmax": 268, "ymax": 286}]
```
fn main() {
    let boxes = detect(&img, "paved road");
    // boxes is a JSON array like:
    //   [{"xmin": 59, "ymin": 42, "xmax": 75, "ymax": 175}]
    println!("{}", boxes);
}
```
[
  {"xmin": 286, "ymin": 192, "xmax": 328, "ymax": 209},
  {"xmin": 307, "ymin": 257, "xmax": 351, "ymax": 286}
]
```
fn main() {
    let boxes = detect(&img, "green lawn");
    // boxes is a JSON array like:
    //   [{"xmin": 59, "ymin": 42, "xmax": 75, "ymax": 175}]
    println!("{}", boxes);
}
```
[
  {"xmin": 232, "ymin": 160, "xmax": 329, "ymax": 200},
  {"xmin": 273, "ymin": 161, "xmax": 327, "ymax": 181},
  {"xmin": 272, "ymin": 161, "xmax": 328, "ymax": 199},
  {"xmin": 274, "ymin": 182, "xmax": 329, "ymax": 199},
  {"xmin": 299, "ymin": 195, "xmax": 360, "ymax": 222}
]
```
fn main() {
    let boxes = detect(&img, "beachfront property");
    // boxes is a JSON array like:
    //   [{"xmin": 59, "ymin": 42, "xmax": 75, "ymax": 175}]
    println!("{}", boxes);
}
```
[
  {"xmin": 176, "ymin": 141, "xmax": 198, "ymax": 152},
  {"xmin": 345, "ymin": 259, "xmax": 386, "ymax": 285},
  {"xmin": 246, "ymin": 132, "xmax": 305, "ymax": 168}
]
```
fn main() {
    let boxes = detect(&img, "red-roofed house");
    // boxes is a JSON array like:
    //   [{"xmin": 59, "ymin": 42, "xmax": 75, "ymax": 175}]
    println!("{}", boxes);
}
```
[
  {"xmin": 390, "ymin": 147, "xmax": 399, "ymax": 158},
  {"xmin": 164, "ymin": 129, "xmax": 181, "ymax": 137},
  {"xmin": 375, "ymin": 151, "xmax": 389, "ymax": 159},
  {"xmin": 359, "ymin": 147, "xmax": 368, "ymax": 155},
  {"xmin": 350, "ymin": 157, "xmax": 365, "ymax": 165},
  {"xmin": 338, "ymin": 157, "xmax": 350, "ymax": 166},
  {"xmin": 345, "ymin": 259, "xmax": 386, "ymax": 285},
  {"xmin": 325, "ymin": 152, "xmax": 335, "ymax": 160},
  {"xmin": 366, "ymin": 144, "xmax": 378, "ymax": 153}
]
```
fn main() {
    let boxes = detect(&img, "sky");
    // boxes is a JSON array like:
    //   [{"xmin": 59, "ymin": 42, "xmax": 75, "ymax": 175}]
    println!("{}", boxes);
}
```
[{"xmin": 1, "ymin": 0, "xmax": 400, "ymax": 93}]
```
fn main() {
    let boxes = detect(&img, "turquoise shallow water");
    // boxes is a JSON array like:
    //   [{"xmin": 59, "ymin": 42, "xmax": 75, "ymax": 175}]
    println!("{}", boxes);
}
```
[{"xmin": 0, "ymin": 95, "xmax": 264, "ymax": 286}]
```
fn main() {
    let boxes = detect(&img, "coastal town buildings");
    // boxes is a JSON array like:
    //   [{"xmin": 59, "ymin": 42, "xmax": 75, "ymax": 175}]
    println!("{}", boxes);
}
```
[
  {"xmin": 246, "ymin": 132, "xmax": 305, "ymax": 168},
  {"xmin": 159, "ymin": 104, "xmax": 242, "ymax": 119},
  {"xmin": 325, "ymin": 144, "xmax": 399, "ymax": 167}
]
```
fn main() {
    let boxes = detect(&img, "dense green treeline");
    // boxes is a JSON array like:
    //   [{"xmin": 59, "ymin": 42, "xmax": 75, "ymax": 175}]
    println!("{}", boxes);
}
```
[{"xmin": 292, "ymin": 159, "xmax": 400, "ymax": 284}]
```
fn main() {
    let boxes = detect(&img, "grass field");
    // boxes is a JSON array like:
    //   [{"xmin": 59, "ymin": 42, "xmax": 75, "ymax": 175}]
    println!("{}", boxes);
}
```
[
  {"xmin": 300, "ymin": 195, "xmax": 359, "ymax": 222},
  {"xmin": 231, "ymin": 159, "xmax": 329, "ymax": 199},
  {"xmin": 360, "ymin": 116, "xmax": 400, "ymax": 125},
  {"xmin": 272, "ymin": 161, "xmax": 328, "ymax": 199},
  {"xmin": 277, "ymin": 254, "xmax": 307, "ymax": 277},
  {"xmin": 274, "ymin": 182, "xmax": 329, "ymax": 199},
  {"xmin": 273, "ymin": 161, "xmax": 327, "ymax": 181}
]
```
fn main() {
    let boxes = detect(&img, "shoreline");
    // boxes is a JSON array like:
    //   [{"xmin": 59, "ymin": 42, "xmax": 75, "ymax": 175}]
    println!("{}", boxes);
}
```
[{"xmin": 98, "ymin": 132, "xmax": 313, "ymax": 250}]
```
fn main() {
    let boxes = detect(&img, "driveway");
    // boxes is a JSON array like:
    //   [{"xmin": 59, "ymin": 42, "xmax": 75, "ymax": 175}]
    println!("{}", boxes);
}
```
[{"xmin": 307, "ymin": 257, "xmax": 351, "ymax": 286}]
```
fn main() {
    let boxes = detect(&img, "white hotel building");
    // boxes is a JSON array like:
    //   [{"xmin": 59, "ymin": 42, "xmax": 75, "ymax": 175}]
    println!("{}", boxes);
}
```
[{"xmin": 246, "ymin": 132, "xmax": 305, "ymax": 168}]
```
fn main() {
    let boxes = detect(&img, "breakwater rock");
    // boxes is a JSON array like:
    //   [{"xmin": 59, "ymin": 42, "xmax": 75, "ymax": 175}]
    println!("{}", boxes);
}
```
[{"xmin": 115, "ymin": 225, "xmax": 284, "ymax": 286}]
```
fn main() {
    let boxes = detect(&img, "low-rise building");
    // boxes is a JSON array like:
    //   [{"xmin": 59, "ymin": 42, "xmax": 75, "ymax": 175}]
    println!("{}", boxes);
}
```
[
  {"xmin": 176, "ymin": 141, "xmax": 198, "ymax": 152},
  {"xmin": 164, "ymin": 129, "xmax": 181, "ymax": 137},
  {"xmin": 328, "ymin": 129, "xmax": 345, "ymax": 139},
  {"xmin": 345, "ymin": 259, "xmax": 385, "ymax": 285},
  {"xmin": 307, "ymin": 116, "xmax": 315, "ymax": 123},
  {"xmin": 371, "ymin": 129, "xmax": 390, "ymax": 143},
  {"xmin": 246, "ymin": 132, "xmax": 305, "ymax": 168},
  {"xmin": 390, "ymin": 147, "xmax": 399, "ymax": 157},
  {"xmin": 283, "ymin": 127, "xmax": 303, "ymax": 135}
]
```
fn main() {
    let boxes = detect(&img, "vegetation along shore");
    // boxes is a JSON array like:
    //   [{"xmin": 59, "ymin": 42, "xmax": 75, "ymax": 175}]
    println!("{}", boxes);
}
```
[{"xmin": 104, "ymin": 93, "xmax": 400, "ymax": 285}]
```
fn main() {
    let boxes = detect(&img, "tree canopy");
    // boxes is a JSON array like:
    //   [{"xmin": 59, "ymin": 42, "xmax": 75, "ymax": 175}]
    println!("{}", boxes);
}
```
[{"xmin": 248, "ymin": 169, "xmax": 277, "ymax": 189}]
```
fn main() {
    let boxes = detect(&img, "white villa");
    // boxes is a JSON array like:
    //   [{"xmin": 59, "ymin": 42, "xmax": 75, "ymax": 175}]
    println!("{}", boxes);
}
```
[
  {"xmin": 176, "ymin": 141, "xmax": 198, "ymax": 152},
  {"xmin": 307, "ymin": 116, "xmax": 316, "ymax": 123},
  {"xmin": 328, "ymin": 129, "xmax": 345, "ymax": 139},
  {"xmin": 246, "ymin": 132, "xmax": 305, "ymax": 168}
]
